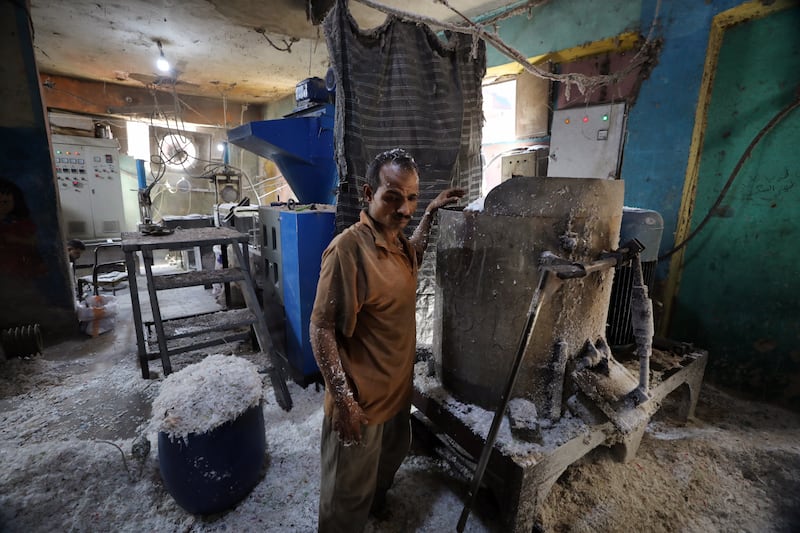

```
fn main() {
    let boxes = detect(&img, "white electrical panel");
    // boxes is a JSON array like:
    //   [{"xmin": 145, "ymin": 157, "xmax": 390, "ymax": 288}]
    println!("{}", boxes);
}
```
[
  {"xmin": 53, "ymin": 134, "xmax": 132, "ymax": 240},
  {"xmin": 547, "ymin": 103, "xmax": 626, "ymax": 179},
  {"xmin": 500, "ymin": 148, "xmax": 549, "ymax": 182}
]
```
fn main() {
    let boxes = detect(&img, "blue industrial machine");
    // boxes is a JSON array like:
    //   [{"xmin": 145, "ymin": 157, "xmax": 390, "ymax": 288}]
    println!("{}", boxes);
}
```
[
  {"xmin": 279, "ymin": 206, "xmax": 335, "ymax": 379},
  {"xmin": 228, "ymin": 78, "xmax": 337, "ymax": 205},
  {"xmin": 227, "ymin": 78, "xmax": 337, "ymax": 384}
]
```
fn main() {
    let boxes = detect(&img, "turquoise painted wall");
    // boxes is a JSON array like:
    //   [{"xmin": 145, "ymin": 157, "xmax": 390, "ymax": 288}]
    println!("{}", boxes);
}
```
[
  {"xmin": 488, "ymin": 0, "xmax": 746, "ymax": 275},
  {"xmin": 671, "ymin": 7, "xmax": 800, "ymax": 408},
  {"xmin": 483, "ymin": 0, "xmax": 641, "ymax": 67},
  {"xmin": 488, "ymin": 1, "xmax": 800, "ymax": 410},
  {"xmin": 621, "ymin": 0, "xmax": 741, "ymax": 278}
]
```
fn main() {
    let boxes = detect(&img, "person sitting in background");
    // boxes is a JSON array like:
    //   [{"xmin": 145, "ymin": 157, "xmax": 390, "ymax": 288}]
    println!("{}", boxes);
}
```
[
  {"xmin": 66, "ymin": 239, "xmax": 85, "ymax": 263},
  {"xmin": 66, "ymin": 239, "xmax": 87, "ymax": 299}
]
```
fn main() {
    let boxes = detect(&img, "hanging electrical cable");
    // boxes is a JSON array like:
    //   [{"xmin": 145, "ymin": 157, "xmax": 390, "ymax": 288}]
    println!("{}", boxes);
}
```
[
  {"xmin": 354, "ymin": 0, "xmax": 662, "ymax": 98},
  {"xmin": 658, "ymin": 92, "xmax": 800, "ymax": 261}
]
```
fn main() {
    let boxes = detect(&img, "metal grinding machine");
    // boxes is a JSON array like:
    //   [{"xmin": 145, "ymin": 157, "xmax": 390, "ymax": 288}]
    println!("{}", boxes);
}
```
[{"xmin": 411, "ymin": 176, "xmax": 708, "ymax": 532}]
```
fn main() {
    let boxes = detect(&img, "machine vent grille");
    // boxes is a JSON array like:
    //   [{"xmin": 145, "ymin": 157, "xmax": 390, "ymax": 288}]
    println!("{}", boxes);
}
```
[
  {"xmin": 102, "ymin": 220, "xmax": 120, "ymax": 233},
  {"xmin": 607, "ymin": 261, "xmax": 657, "ymax": 346},
  {"xmin": 68, "ymin": 220, "xmax": 87, "ymax": 235}
]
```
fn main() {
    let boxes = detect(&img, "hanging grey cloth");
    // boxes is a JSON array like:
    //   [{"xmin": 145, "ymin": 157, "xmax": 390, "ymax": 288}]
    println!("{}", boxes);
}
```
[{"xmin": 323, "ymin": 0, "xmax": 486, "ymax": 233}]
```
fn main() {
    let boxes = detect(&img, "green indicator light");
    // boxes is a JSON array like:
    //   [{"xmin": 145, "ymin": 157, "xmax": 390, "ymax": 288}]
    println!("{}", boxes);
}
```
[{"xmin": 602, "ymin": 114, "xmax": 609, "ymax": 121}]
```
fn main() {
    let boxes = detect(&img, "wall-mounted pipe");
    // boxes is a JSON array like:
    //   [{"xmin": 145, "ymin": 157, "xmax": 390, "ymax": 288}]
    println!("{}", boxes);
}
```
[
  {"xmin": 1, "ymin": 324, "xmax": 43, "ymax": 358},
  {"xmin": 135, "ymin": 159, "xmax": 147, "ymax": 190}
]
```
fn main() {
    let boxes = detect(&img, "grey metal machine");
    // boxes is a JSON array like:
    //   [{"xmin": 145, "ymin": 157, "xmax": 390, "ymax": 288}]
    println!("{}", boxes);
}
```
[{"xmin": 413, "ymin": 176, "xmax": 707, "ymax": 532}]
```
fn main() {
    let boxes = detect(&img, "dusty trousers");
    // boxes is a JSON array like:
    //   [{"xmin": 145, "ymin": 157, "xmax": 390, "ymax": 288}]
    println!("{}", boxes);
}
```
[{"xmin": 317, "ymin": 408, "xmax": 412, "ymax": 533}]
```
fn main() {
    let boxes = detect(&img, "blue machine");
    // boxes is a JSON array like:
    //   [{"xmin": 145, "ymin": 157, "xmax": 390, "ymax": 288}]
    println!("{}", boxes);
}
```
[
  {"xmin": 227, "ymin": 80, "xmax": 337, "ymax": 205},
  {"xmin": 227, "ymin": 80, "xmax": 337, "ymax": 384},
  {"xmin": 279, "ymin": 207, "xmax": 335, "ymax": 380}
]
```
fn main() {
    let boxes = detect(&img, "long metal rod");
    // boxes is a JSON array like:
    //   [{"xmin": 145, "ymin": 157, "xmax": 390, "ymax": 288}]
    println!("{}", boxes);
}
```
[
  {"xmin": 456, "ymin": 268, "xmax": 555, "ymax": 532},
  {"xmin": 631, "ymin": 255, "xmax": 652, "ymax": 396}
]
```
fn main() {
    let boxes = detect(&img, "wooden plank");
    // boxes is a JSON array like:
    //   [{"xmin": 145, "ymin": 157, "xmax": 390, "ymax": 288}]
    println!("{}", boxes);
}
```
[
  {"xmin": 120, "ymin": 227, "xmax": 248, "ymax": 252},
  {"xmin": 151, "ymin": 268, "xmax": 245, "ymax": 290},
  {"xmin": 160, "ymin": 308, "xmax": 256, "ymax": 340},
  {"xmin": 40, "ymin": 73, "xmax": 264, "ymax": 125},
  {"xmin": 146, "ymin": 331, "xmax": 252, "ymax": 359}
]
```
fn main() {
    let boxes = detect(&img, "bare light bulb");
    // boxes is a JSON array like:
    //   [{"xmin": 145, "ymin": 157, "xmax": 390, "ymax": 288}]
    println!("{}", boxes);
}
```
[{"xmin": 157, "ymin": 54, "xmax": 171, "ymax": 73}]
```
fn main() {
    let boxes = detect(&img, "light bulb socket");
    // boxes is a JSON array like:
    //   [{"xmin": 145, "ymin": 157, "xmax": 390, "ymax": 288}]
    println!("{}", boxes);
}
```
[{"xmin": 155, "ymin": 40, "xmax": 171, "ymax": 73}]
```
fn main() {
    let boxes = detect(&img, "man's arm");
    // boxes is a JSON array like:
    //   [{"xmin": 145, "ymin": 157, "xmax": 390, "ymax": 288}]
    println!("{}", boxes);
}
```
[
  {"xmin": 309, "ymin": 322, "xmax": 368, "ymax": 444},
  {"xmin": 409, "ymin": 187, "xmax": 466, "ymax": 260}
]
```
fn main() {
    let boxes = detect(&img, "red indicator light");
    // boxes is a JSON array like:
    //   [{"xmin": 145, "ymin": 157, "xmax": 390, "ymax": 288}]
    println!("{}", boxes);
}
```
[{"xmin": 582, "ymin": 116, "xmax": 589, "ymax": 123}]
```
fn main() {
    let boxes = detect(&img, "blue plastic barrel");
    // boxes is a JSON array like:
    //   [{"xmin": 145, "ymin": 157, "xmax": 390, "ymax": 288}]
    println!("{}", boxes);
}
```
[{"xmin": 158, "ymin": 403, "xmax": 267, "ymax": 515}]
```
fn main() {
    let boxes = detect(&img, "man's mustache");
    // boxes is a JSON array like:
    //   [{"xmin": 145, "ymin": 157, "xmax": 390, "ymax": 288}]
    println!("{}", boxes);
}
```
[{"xmin": 393, "ymin": 213, "xmax": 412, "ymax": 221}]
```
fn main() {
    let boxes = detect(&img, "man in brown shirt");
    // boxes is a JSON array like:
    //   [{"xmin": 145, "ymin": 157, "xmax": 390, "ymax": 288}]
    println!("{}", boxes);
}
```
[{"xmin": 310, "ymin": 148, "xmax": 464, "ymax": 532}]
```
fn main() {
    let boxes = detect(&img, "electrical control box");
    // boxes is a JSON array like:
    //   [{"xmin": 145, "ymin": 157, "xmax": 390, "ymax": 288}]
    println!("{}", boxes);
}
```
[
  {"xmin": 500, "ymin": 147, "xmax": 549, "ymax": 181},
  {"xmin": 53, "ymin": 134, "xmax": 136, "ymax": 240},
  {"xmin": 547, "ymin": 102, "xmax": 626, "ymax": 179}
]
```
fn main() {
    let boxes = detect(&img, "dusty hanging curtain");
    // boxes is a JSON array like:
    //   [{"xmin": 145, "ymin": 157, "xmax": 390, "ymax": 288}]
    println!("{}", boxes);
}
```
[{"xmin": 323, "ymin": 0, "xmax": 485, "ymax": 233}]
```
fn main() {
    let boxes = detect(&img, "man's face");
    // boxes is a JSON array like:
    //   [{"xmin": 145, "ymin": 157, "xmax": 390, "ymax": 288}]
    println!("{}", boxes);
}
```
[
  {"xmin": 67, "ymin": 247, "xmax": 82, "ymax": 261},
  {"xmin": 0, "ymin": 193, "xmax": 13, "ymax": 219},
  {"xmin": 364, "ymin": 163, "xmax": 419, "ymax": 233}
]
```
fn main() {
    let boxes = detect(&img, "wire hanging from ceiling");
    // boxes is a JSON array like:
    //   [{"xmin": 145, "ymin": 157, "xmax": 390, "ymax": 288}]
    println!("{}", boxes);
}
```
[
  {"xmin": 254, "ymin": 27, "xmax": 300, "ymax": 52},
  {"xmin": 353, "ymin": 0, "xmax": 662, "ymax": 98}
]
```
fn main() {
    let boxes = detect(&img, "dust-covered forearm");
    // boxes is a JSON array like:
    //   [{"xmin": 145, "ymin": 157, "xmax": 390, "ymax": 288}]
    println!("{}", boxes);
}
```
[
  {"xmin": 409, "ymin": 209, "xmax": 435, "ymax": 260},
  {"xmin": 410, "ymin": 187, "xmax": 466, "ymax": 260},
  {"xmin": 309, "ymin": 322, "xmax": 355, "ymax": 406}
]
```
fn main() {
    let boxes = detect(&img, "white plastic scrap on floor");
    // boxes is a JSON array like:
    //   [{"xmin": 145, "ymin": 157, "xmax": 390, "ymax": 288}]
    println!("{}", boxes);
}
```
[{"xmin": 150, "ymin": 354, "xmax": 264, "ymax": 442}]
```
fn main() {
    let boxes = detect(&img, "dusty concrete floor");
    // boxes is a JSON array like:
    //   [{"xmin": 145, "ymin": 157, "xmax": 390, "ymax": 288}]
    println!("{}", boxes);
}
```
[
  {"xmin": 1, "ymin": 269, "xmax": 225, "ymax": 441},
  {"xmin": 2, "ymin": 267, "xmax": 799, "ymax": 532}
]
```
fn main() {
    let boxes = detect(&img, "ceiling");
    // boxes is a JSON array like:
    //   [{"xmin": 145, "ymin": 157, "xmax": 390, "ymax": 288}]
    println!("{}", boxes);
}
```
[{"xmin": 30, "ymin": 0, "xmax": 509, "ymax": 105}]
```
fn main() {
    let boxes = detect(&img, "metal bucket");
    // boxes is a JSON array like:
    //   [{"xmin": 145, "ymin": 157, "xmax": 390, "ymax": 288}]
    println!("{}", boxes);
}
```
[{"xmin": 433, "ymin": 177, "xmax": 624, "ymax": 417}]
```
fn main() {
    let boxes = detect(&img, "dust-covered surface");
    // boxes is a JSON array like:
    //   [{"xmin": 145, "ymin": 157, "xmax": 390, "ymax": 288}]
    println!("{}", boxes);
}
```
[
  {"xmin": 150, "ymin": 354, "xmax": 263, "ymax": 441},
  {"xmin": 1, "ymin": 341, "xmax": 799, "ymax": 532},
  {"xmin": 538, "ymin": 387, "xmax": 800, "ymax": 532},
  {"xmin": 0, "ymin": 343, "xmax": 499, "ymax": 533}
]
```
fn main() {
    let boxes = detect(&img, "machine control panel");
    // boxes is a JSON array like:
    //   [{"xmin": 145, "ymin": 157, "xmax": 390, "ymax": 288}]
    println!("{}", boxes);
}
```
[
  {"xmin": 547, "ymin": 102, "xmax": 627, "ymax": 179},
  {"xmin": 54, "ymin": 149, "xmax": 117, "ymax": 193},
  {"xmin": 52, "ymin": 135, "xmax": 125, "ymax": 240}
]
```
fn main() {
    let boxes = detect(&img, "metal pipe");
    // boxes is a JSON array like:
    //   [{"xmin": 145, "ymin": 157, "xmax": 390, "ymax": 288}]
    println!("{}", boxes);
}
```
[
  {"xmin": 135, "ymin": 158, "xmax": 147, "ymax": 190},
  {"xmin": 1, "ymin": 324, "xmax": 43, "ymax": 358},
  {"xmin": 630, "ymin": 255, "xmax": 653, "ymax": 396},
  {"xmin": 457, "ymin": 264, "xmax": 559, "ymax": 532}
]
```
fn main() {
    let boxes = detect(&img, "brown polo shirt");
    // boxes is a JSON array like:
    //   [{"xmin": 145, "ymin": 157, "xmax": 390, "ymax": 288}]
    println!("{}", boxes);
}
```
[{"xmin": 310, "ymin": 210, "xmax": 419, "ymax": 425}]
